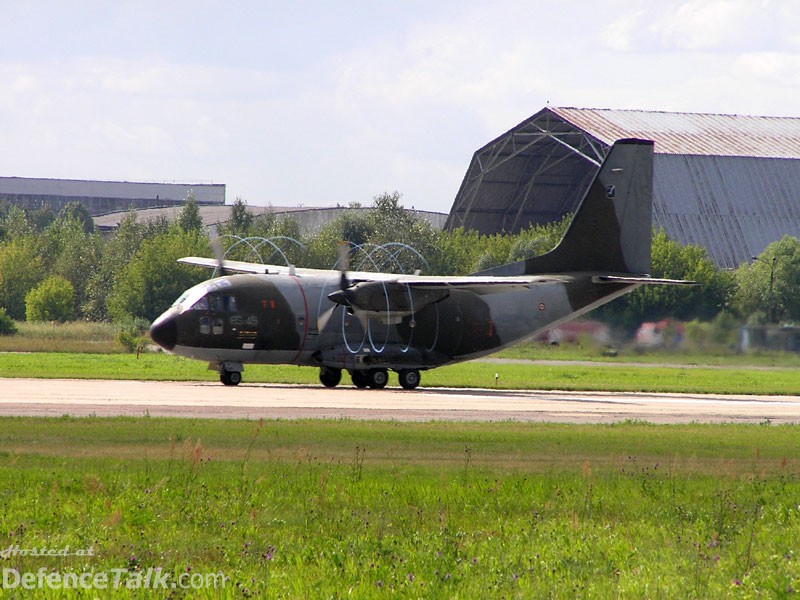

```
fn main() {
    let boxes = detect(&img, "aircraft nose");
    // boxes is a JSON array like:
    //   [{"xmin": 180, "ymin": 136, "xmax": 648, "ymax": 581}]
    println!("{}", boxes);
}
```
[{"xmin": 150, "ymin": 311, "xmax": 178, "ymax": 351}]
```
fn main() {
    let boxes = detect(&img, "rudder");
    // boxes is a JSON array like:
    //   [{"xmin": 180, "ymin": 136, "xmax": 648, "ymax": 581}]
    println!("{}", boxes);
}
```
[{"xmin": 478, "ymin": 138, "xmax": 655, "ymax": 277}]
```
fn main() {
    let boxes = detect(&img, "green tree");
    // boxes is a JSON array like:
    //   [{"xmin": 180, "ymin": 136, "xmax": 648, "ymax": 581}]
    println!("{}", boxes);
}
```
[
  {"xmin": 0, "ymin": 236, "xmax": 43, "ymax": 319},
  {"xmin": 1, "ymin": 205, "xmax": 32, "ymax": 240},
  {"xmin": 221, "ymin": 198, "xmax": 255, "ymax": 237},
  {"xmin": 57, "ymin": 201, "xmax": 95, "ymax": 234},
  {"xmin": 306, "ymin": 209, "xmax": 374, "ymax": 269},
  {"xmin": 733, "ymin": 236, "xmax": 800, "ymax": 323},
  {"xmin": 177, "ymin": 194, "xmax": 204, "ymax": 233},
  {"xmin": 107, "ymin": 227, "xmax": 210, "ymax": 322},
  {"xmin": 25, "ymin": 275, "xmax": 75, "ymax": 322},
  {"xmin": 39, "ymin": 217, "xmax": 102, "ymax": 319},
  {"xmin": 602, "ymin": 229, "xmax": 734, "ymax": 331},
  {"xmin": 362, "ymin": 192, "xmax": 439, "ymax": 273},
  {"xmin": 0, "ymin": 306, "xmax": 16, "ymax": 335},
  {"xmin": 27, "ymin": 206, "xmax": 56, "ymax": 232},
  {"xmin": 83, "ymin": 209, "xmax": 161, "ymax": 321}
]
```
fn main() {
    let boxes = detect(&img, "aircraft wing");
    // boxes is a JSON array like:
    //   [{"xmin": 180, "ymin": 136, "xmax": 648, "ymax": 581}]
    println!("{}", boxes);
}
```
[
  {"xmin": 394, "ymin": 274, "xmax": 567, "ymax": 286},
  {"xmin": 326, "ymin": 275, "xmax": 570, "ymax": 321},
  {"xmin": 592, "ymin": 275, "xmax": 698, "ymax": 285},
  {"xmin": 387, "ymin": 274, "xmax": 570, "ymax": 295},
  {"xmin": 178, "ymin": 256, "xmax": 570, "ymax": 288},
  {"xmin": 179, "ymin": 256, "xmax": 273, "ymax": 274},
  {"xmin": 179, "ymin": 256, "xmax": 334, "ymax": 276}
]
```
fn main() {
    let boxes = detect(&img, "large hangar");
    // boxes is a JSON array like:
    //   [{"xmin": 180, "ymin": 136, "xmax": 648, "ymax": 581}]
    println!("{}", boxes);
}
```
[{"xmin": 445, "ymin": 107, "xmax": 800, "ymax": 268}]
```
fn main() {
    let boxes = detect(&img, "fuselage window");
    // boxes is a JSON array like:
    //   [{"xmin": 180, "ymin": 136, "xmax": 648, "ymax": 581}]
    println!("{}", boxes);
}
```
[
  {"xmin": 192, "ymin": 297, "xmax": 209, "ymax": 311},
  {"xmin": 199, "ymin": 316, "xmax": 210, "ymax": 335},
  {"xmin": 224, "ymin": 295, "xmax": 237, "ymax": 313},
  {"xmin": 210, "ymin": 295, "xmax": 224, "ymax": 313},
  {"xmin": 212, "ymin": 318, "xmax": 224, "ymax": 335}
]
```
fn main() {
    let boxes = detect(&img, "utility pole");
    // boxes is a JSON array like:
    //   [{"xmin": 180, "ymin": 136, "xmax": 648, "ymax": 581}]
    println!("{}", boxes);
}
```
[{"xmin": 751, "ymin": 255, "xmax": 778, "ymax": 323}]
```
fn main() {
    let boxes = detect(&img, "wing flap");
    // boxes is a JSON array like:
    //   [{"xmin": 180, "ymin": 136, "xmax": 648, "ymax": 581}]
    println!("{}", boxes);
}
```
[{"xmin": 592, "ymin": 275, "xmax": 697, "ymax": 286}]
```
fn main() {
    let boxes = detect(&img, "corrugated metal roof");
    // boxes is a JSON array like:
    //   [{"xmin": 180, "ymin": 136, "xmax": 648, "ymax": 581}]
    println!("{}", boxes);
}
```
[{"xmin": 552, "ymin": 107, "xmax": 800, "ymax": 159}]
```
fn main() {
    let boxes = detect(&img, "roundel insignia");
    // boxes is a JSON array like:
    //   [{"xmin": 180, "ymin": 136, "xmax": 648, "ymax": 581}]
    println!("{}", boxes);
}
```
[{"xmin": 538, "ymin": 303, "xmax": 546, "ymax": 311}]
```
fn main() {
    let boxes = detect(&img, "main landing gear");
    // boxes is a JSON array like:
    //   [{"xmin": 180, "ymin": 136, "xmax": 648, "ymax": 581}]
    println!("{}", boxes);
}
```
[{"xmin": 318, "ymin": 367, "xmax": 421, "ymax": 390}]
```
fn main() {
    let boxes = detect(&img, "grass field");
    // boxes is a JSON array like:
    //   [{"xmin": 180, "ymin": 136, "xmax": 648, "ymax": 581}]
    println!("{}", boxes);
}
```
[
  {"xmin": 0, "ymin": 417, "xmax": 797, "ymax": 597},
  {"xmin": 1, "ymin": 350, "xmax": 799, "ymax": 395},
  {"xmin": 1, "ymin": 324, "xmax": 799, "ymax": 596}
]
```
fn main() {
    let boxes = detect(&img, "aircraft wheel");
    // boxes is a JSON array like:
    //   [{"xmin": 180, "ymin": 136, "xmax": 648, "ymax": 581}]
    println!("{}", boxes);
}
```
[
  {"xmin": 398, "ymin": 369, "xmax": 420, "ymax": 390},
  {"xmin": 319, "ymin": 367, "xmax": 342, "ymax": 388},
  {"xmin": 220, "ymin": 369, "xmax": 242, "ymax": 386},
  {"xmin": 351, "ymin": 370, "xmax": 369, "ymax": 389},
  {"xmin": 367, "ymin": 368, "xmax": 388, "ymax": 389}
]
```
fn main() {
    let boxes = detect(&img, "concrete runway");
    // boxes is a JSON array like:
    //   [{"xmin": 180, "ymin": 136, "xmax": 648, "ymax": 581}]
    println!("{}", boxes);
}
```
[{"xmin": 1, "ymin": 377, "xmax": 798, "ymax": 423}]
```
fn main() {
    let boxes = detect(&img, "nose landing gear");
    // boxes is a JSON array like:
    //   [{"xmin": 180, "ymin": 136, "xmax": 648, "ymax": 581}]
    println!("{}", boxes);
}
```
[{"xmin": 218, "ymin": 361, "xmax": 244, "ymax": 386}]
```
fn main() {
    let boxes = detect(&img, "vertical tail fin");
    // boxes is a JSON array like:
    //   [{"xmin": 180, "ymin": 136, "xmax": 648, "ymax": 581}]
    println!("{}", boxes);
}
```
[{"xmin": 479, "ymin": 138, "xmax": 655, "ymax": 276}]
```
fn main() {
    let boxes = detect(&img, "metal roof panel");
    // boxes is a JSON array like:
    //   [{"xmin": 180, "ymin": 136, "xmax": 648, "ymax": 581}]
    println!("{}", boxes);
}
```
[{"xmin": 552, "ymin": 107, "xmax": 800, "ymax": 159}]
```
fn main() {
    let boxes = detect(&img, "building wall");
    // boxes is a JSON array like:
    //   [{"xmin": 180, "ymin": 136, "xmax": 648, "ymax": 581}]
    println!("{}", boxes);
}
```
[
  {"xmin": 0, "ymin": 177, "xmax": 225, "ymax": 216},
  {"xmin": 653, "ymin": 154, "xmax": 800, "ymax": 268}
]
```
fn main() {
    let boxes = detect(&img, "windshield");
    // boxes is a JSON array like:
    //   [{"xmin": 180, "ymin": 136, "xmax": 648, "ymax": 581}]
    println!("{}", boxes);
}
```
[{"xmin": 171, "ymin": 278, "xmax": 232, "ymax": 313}]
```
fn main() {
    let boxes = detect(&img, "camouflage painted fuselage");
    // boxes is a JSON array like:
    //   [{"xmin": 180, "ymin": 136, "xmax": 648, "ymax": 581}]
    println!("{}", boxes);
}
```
[{"xmin": 154, "ymin": 271, "xmax": 634, "ymax": 372}]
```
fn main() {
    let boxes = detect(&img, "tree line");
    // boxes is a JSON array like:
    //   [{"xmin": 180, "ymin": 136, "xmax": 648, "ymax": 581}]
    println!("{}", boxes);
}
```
[{"xmin": 0, "ymin": 193, "xmax": 797, "ymax": 338}]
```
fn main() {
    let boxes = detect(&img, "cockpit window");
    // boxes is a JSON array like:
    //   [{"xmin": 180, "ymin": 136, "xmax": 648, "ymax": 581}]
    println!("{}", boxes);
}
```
[
  {"xmin": 186, "ymin": 294, "xmax": 237, "ymax": 313},
  {"xmin": 192, "ymin": 297, "xmax": 209, "ymax": 311},
  {"xmin": 171, "ymin": 280, "xmax": 236, "ymax": 314}
]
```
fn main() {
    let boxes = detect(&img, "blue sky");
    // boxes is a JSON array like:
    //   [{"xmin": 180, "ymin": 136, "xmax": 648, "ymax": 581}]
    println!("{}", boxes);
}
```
[{"xmin": 1, "ymin": 0, "xmax": 798, "ymax": 212}]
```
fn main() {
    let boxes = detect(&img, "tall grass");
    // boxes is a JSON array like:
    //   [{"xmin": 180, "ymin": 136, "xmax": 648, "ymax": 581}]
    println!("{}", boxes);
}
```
[
  {"xmin": 0, "ymin": 321, "xmax": 123, "ymax": 353},
  {"xmin": 0, "ymin": 418, "xmax": 798, "ymax": 597}
]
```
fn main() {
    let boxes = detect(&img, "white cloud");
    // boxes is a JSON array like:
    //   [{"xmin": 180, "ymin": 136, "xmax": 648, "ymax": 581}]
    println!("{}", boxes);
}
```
[
  {"xmin": 601, "ymin": 10, "xmax": 646, "ymax": 51},
  {"xmin": 656, "ymin": 0, "xmax": 756, "ymax": 50}
]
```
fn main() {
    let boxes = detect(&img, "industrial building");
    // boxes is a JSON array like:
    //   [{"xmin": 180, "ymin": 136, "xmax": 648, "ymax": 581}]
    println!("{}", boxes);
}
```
[
  {"xmin": 94, "ymin": 204, "xmax": 448, "ymax": 235},
  {"xmin": 445, "ymin": 107, "xmax": 800, "ymax": 268},
  {"xmin": 0, "ymin": 177, "xmax": 225, "ymax": 216}
]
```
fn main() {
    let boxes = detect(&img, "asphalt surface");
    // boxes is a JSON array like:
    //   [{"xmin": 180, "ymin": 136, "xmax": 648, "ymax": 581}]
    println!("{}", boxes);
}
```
[{"xmin": 1, "ymin": 378, "xmax": 798, "ymax": 424}]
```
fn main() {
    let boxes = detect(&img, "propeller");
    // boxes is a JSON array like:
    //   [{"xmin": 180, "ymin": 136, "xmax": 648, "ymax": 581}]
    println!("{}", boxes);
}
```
[
  {"xmin": 211, "ymin": 236, "xmax": 227, "ymax": 277},
  {"xmin": 317, "ymin": 241, "xmax": 352, "ymax": 331},
  {"xmin": 337, "ymin": 240, "xmax": 349, "ymax": 290}
]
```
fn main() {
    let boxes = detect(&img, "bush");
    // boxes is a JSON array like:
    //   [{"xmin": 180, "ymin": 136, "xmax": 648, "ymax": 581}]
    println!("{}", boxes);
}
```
[
  {"xmin": 25, "ymin": 276, "xmax": 75, "ymax": 322},
  {"xmin": 116, "ymin": 320, "xmax": 150, "ymax": 354},
  {"xmin": 0, "ymin": 307, "xmax": 17, "ymax": 335}
]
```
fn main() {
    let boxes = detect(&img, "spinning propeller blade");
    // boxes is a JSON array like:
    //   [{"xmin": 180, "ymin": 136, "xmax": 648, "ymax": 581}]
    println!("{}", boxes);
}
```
[
  {"xmin": 318, "ymin": 241, "xmax": 352, "ymax": 331},
  {"xmin": 211, "ymin": 236, "xmax": 227, "ymax": 277}
]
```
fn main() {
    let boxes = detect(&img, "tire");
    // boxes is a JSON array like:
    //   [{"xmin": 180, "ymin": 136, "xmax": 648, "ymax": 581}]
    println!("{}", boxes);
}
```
[
  {"xmin": 351, "ymin": 370, "xmax": 369, "ymax": 389},
  {"xmin": 220, "ymin": 369, "xmax": 241, "ymax": 386},
  {"xmin": 319, "ymin": 367, "xmax": 342, "ymax": 388},
  {"xmin": 367, "ymin": 368, "xmax": 388, "ymax": 389},
  {"xmin": 398, "ymin": 369, "xmax": 420, "ymax": 390}
]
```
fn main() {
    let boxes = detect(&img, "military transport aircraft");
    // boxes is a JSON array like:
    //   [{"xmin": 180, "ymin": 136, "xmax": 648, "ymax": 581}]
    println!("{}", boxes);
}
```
[{"xmin": 149, "ymin": 138, "xmax": 691, "ymax": 390}]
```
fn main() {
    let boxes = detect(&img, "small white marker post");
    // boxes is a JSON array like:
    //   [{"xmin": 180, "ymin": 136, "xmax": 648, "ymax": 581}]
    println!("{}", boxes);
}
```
[{"xmin": 494, "ymin": 372, "xmax": 499, "ymax": 386}]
